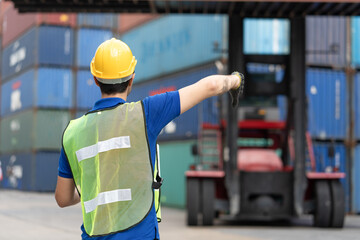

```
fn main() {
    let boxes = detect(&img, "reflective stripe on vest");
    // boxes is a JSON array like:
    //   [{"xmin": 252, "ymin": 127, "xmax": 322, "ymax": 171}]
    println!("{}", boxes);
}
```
[{"xmin": 63, "ymin": 101, "xmax": 157, "ymax": 237}]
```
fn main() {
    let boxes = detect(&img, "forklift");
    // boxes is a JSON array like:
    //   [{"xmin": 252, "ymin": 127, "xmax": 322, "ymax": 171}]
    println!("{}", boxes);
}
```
[{"xmin": 186, "ymin": 17, "xmax": 345, "ymax": 228}]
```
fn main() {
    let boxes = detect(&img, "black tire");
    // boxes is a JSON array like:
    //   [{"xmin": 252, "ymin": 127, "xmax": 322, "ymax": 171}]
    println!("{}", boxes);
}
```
[
  {"xmin": 202, "ymin": 179, "xmax": 215, "ymax": 226},
  {"xmin": 187, "ymin": 178, "xmax": 200, "ymax": 226},
  {"xmin": 314, "ymin": 180, "xmax": 332, "ymax": 227},
  {"xmin": 330, "ymin": 180, "xmax": 345, "ymax": 228}
]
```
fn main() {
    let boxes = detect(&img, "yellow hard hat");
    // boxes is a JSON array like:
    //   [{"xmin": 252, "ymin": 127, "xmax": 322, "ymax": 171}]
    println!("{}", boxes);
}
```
[{"xmin": 90, "ymin": 38, "xmax": 137, "ymax": 84}]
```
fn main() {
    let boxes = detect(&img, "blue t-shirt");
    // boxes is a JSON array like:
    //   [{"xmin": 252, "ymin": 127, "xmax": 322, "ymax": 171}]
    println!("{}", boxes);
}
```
[{"xmin": 58, "ymin": 91, "xmax": 180, "ymax": 240}]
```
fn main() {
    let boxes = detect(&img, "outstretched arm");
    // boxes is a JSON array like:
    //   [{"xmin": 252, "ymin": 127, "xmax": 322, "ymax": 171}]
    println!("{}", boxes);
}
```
[{"xmin": 179, "ymin": 74, "xmax": 241, "ymax": 114}]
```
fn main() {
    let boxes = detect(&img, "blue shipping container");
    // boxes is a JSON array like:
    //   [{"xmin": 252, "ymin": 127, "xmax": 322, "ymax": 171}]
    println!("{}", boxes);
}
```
[
  {"xmin": 306, "ymin": 68, "xmax": 348, "ymax": 139},
  {"xmin": 2, "ymin": 26, "xmax": 74, "ymax": 81},
  {"xmin": 306, "ymin": 16, "xmax": 347, "ymax": 67},
  {"xmin": 78, "ymin": 13, "xmax": 116, "ymax": 29},
  {"xmin": 244, "ymin": 18, "xmax": 290, "ymax": 54},
  {"xmin": 0, "ymin": 152, "xmax": 59, "ymax": 191},
  {"xmin": 76, "ymin": 70, "xmax": 102, "ymax": 110},
  {"xmin": 1, "ymin": 68, "xmax": 73, "ymax": 116},
  {"xmin": 352, "ymin": 17, "xmax": 360, "ymax": 67},
  {"xmin": 77, "ymin": 28, "xmax": 113, "ymax": 68},
  {"xmin": 310, "ymin": 142, "xmax": 350, "ymax": 212},
  {"xmin": 355, "ymin": 73, "xmax": 360, "ymax": 139},
  {"xmin": 128, "ymin": 64, "xmax": 218, "ymax": 140},
  {"xmin": 353, "ymin": 144, "xmax": 360, "ymax": 213},
  {"xmin": 122, "ymin": 15, "xmax": 227, "ymax": 83}
]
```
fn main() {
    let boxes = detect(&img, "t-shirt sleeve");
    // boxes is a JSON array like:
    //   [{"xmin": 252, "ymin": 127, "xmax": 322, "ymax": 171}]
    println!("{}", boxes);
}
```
[
  {"xmin": 143, "ymin": 91, "xmax": 181, "ymax": 138},
  {"xmin": 58, "ymin": 148, "xmax": 73, "ymax": 179}
]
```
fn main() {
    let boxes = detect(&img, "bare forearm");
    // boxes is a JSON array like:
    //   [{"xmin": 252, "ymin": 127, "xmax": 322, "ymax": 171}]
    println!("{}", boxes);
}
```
[
  {"xmin": 55, "ymin": 176, "xmax": 80, "ymax": 208},
  {"xmin": 179, "ymin": 74, "xmax": 240, "ymax": 114}
]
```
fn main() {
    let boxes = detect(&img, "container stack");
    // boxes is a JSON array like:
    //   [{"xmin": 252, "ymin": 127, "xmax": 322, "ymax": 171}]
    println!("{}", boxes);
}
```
[
  {"xmin": 0, "ymin": 3, "xmax": 76, "ymax": 191},
  {"xmin": 75, "ymin": 13, "xmax": 116, "ymax": 116}
]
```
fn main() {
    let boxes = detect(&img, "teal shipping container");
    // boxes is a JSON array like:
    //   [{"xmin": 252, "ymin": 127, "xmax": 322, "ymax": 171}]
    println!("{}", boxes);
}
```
[
  {"xmin": 158, "ymin": 140, "xmax": 196, "ymax": 208},
  {"xmin": 244, "ymin": 18, "xmax": 290, "ymax": 54},
  {"xmin": 352, "ymin": 17, "xmax": 360, "ymax": 67},
  {"xmin": 0, "ymin": 109, "xmax": 70, "ymax": 154},
  {"xmin": 0, "ymin": 152, "xmax": 59, "ymax": 191},
  {"xmin": 2, "ymin": 26, "xmax": 74, "ymax": 81},
  {"xmin": 122, "ymin": 15, "xmax": 227, "ymax": 83},
  {"xmin": 1, "ymin": 68, "xmax": 73, "ymax": 117},
  {"xmin": 76, "ymin": 28, "xmax": 113, "ymax": 68},
  {"xmin": 77, "ymin": 13, "xmax": 117, "ymax": 29}
]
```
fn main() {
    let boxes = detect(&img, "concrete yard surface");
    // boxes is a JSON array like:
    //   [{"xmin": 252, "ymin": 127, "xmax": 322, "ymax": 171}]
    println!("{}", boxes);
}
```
[{"xmin": 0, "ymin": 190, "xmax": 359, "ymax": 240}]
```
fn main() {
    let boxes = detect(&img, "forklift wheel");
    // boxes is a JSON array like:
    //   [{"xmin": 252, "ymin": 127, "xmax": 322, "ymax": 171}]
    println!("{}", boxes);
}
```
[
  {"xmin": 314, "ymin": 180, "xmax": 332, "ymax": 227},
  {"xmin": 330, "ymin": 180, "xmax": 345, "ymax": 228},
  {"xmin": 187, "ymin": 178, "xmax": 200, "ymax": 226},
  {"xmin": 202, "ymin": 179, "xmax": 215, "ymax": 226}
]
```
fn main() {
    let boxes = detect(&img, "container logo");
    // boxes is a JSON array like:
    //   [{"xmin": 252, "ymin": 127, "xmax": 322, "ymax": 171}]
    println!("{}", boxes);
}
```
[
  {"xmin": 60, "ymin": 14, "xmax": 69, "ymax": 23},
  {"xmin": 10, "ymin": 119, "xmax": 21, "ymax": 132},
  {"xmin": 6, "ymin": 155, "xmax": 23, "ymax": 189},
  {"xmin": 10, "ymin": 47, "xmax": 26, "ymax": 69},
  {"xmin": 164, "ymin": 121, "xmax": 176, "ymax": 134},
  {"xmin": 10, "ymin": 89, "xmax": 22, "ymax": 112}
]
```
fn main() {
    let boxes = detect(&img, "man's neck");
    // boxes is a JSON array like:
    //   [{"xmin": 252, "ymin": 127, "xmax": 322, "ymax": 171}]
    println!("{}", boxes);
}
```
[{"xmin": 101, "ymin": 93, "xmax": 128, "ymax": 101}]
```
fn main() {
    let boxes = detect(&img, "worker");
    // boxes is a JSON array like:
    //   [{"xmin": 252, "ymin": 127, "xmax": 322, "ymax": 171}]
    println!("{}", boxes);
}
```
[{"xmin": 55, "ymin": 38, "xmax": 244, "ymax": 240}]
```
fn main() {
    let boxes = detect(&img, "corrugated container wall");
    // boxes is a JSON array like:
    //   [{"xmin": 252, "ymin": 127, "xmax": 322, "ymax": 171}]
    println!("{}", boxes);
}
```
[
  {"xmin": 128, "ymin": 65, "xmax": 218, "ymax": 140},
  {"xmin": 1, "ymin": 68, "xmax": 73, "ymax": 116},
  {"xmin": 354, "ymin": 73, "xmax": 360, "ymax": 139},
  {"xmin": 0, "ymin": 0, "xmax": 12, "ymax": 34},
  {"xmin": 310, "ymin": 142, "xmax": 350, "ymax": 212},
  {"xmin": 353, "ymin": 145, "xmax": 360, "ymax": 213},
  {"xmin": 2, "ymin": 3, "xmax": 76, "ymax": 48},
  {"xmin": 77, "ymin": 13, "xmax": 117, "ymax": 29},
  {"xmin": 158, "ymin": 140, "xmax": 196, "ymax": 208},
  {"xmin": 76, "ymin": 70, "xmax": 101, "ymax": 110},
  {"xmin": 76, "ymin": 28, "xmax": 113, "ymax": 68},
  {"xmin": 118, "ymin": 14, "xmax": 158, "ymax": 34},
  {"xmin": 122, "ymin": 15, "xmax": 227, "ymax": 83},
  {"xmin": 0, "ymin": 152, "xmax": 59, "ymax": 191},
  {"xmin": 0, "ymin": 109, "xmax": 70, "ymax": 153},
  {"xmin": 2, "ymin": 26, "xmax": 74, "ymax": 81},
  {"xmin": 306, "ymin": 68, "xmax": 348, "ymax": 139},
  {"xmin": 244, "ymin": 18, "xmax": 290, "ymax": 54},
  {"xmin": 352, "ymin": 17, "xmax": 360, "ymax": 67},
  {"xmin": 306, "ymin": 17, "xmax": 347, "ymax": 67}
]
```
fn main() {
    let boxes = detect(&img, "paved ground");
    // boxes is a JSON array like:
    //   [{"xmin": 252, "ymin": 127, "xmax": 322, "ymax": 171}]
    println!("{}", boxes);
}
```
[{"xmin": 0, "ymin": 190, "xmax": 359, "ymax": 240}]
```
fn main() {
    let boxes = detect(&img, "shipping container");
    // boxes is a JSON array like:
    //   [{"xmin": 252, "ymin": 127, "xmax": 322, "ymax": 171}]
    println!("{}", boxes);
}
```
[
  {"xmin": 0, "ymin": 0, "xmax": 12, "ymax": 35},
  {"xmin": 0, "ymin": 151, "xmax": 59, "ymax": 191},
  {"xmin": 122, "ymin": 15, "xmax": 227, "ymax": 83},
  {"xmin": 352, "ymin": 17, "xmax": 360, "ymax": 67},
  {"xmin": 306, "ymin": 68, "xmax": 348, "ymax": 139},
  {"xmin": 354, "ymin": 72, "xmax": 360, "ymax": 139},
  {"xmin": 0, "ymin": 109, "xmax": 70, "ymax": 153},
  {"xmin": 1, "ymin": 68, "xmax": 73, "ymax": 117},
  {"xmin": 118, "ymin": 14, "xmax": 158, "ymax": 34},
  {"xmin": 76, "ymin": 28, "xmax": 113, "ymax": 68},
  {"xmin": 158, "ymin": 140, "xmax": 196, "ymax": 208},
  {"xmin": 76, "ymin": 70, "xmax": 101, "ymax": 110},
  {"xmin": 128, "ymin": 64, "xmax": 219, "ymax": 140},
  {"xmin": 306, "ymin": 16, "xmax": 347, "ymax": 67},
  {"xmin": 310, "ymin": 142, "xmax": 350, "ymax": 212},
  {"xmin": 2, "ymin": 26, "xmax": 74, "ymax": 80},
  {"xmin": 2, "ymin": 3, "xmax": 76, "ymax": 48},
  {"xmin": 353, "ymin": 144, "xmax": 360, "ymax": 213},
  {"xmin": 244, "ymin": 18, "xmax": 290, "ymax": 54},
  {"xmin": 77, "ymin": 13, "xmax": 116, "ymax": 29},
  {"xmin": 75, "ymin": 110, "xmax": 88, "ymax": 119}
]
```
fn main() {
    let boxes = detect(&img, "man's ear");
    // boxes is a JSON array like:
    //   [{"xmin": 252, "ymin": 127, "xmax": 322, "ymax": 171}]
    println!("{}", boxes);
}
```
[{"xmin": 94, "ymin": 76, "xmax": 100, "ymax": 86}]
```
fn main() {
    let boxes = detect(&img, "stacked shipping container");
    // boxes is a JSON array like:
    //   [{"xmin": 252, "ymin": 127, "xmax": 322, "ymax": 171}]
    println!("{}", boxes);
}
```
[{"xmin": 0, "ymin": 3, "xmax": 77, "ymax": 191}]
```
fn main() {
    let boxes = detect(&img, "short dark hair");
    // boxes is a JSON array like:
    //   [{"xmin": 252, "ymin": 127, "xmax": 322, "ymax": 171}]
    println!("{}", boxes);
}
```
[{"xmin": 98, "ymin": 80, "xmax": 130, "ymax": 95}]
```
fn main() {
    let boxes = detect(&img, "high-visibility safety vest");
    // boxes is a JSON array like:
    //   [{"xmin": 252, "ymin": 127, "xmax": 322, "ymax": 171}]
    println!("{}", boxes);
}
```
[{"xmin": 63, "ymin": 101, "xmax": 162, "ymax": 237}]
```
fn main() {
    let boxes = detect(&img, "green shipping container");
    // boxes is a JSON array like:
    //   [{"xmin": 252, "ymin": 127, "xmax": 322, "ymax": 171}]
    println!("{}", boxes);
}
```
[
  {"xmin": 159, "ymin": 140, "xmax": 196, "ymax": 208},
  {"xmin": 0, "ymin": 109, "xmax": 70, "ymax": 153}
]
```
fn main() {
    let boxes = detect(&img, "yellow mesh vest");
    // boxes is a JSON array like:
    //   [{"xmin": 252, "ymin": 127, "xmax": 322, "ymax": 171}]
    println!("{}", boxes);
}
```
[{"xmin": 63, "ymin": 101, "xmax": 160, "ymax": 237}]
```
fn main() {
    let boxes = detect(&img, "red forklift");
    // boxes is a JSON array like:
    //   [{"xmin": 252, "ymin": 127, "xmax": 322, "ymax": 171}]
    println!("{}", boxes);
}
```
[{"xmin": 186, "ymin": 17, "xmax": 345, "ymax": 228}]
